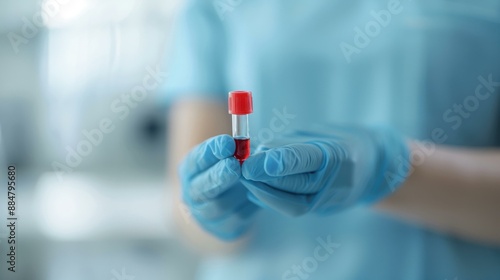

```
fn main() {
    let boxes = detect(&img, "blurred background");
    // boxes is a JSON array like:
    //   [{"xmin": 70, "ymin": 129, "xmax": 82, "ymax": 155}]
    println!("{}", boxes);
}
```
[{"xmin": 0, "ymin": 0, "xmax": 200, "ymax": 279}]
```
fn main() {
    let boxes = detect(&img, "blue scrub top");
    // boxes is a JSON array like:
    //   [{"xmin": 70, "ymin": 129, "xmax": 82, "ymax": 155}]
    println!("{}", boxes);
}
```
[{"xmin": 163, "ymin": 0, "xmax": 500, "ymax": 279}]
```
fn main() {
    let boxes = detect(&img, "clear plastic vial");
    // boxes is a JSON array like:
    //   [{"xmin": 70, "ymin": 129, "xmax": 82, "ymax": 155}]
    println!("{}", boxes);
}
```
[{"xmin": 228, "ymin": 91, "xmax": 253, "ymax": 164}]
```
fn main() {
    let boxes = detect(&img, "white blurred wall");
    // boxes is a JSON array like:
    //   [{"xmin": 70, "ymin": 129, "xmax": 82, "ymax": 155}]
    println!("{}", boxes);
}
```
[{"xmin": 0, "ymin": 0, "xmax": 183, "ymax": 173}]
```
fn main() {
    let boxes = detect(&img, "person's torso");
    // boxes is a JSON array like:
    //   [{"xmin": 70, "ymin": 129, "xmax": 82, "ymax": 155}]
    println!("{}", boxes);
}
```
[
  {"xmin": 222, "ymin": 0, "xmax": 500, "ymax": 146},
  {"xmin": 201, "ymin": 1, "xmax": 500, "ymax": 279}
]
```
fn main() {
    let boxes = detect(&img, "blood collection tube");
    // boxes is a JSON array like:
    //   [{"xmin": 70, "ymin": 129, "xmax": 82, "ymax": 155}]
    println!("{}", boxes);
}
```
[{"xmin": 228, "ymin": 91, "xmax": 253, "ymax": 164}]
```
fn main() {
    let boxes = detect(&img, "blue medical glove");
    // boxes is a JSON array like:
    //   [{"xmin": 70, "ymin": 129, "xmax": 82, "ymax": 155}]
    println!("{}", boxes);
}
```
[
  {"xmin": 179, "ymin": 135, "xmax": 260, "ymax": 240},
  {"xmin": 241, "ymin": 125, "xmax": 410, "ymax": 217}
]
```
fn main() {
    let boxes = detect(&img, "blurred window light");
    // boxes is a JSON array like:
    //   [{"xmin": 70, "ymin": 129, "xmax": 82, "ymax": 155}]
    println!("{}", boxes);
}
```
[
  {"xmin": 34, "ymin": 173, "xmax": 172, "ymax": 241},
  {"xmin": 42, "ymin": 0, "xmax": 89, "ymax": 28},
  {"xmin": 41, "ymin": 0, "xmax": 165, "ymax": 28},
  {"xmin": 35, "ymin": 173, "xmax": 102, "ymax": 240}
]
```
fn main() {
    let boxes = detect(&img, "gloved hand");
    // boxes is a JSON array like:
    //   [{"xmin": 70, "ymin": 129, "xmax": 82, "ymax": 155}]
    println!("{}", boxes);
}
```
[
  {"xmin": 179, "ymin": 135, "xmax": 260, "ymax": 240},
  {"xmin": 241, "ymin": 125, "xmax": 410, "ymax": 217}
]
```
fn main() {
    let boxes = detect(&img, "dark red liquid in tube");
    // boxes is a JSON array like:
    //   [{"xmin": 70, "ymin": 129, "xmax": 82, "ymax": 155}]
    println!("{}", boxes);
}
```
[{"xmin": 234, "ymin": 138, "xmax": 250, "ymax": 163}]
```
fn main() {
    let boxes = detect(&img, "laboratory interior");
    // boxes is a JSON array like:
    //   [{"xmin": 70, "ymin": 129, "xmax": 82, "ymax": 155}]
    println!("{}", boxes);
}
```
[
  {"xmin": 0, "ymin": 0, "xmax": 195, "ymax": 279},
  {"xmin": 1, "ymin": 0, "xmax": 500, "ymax": 280}
]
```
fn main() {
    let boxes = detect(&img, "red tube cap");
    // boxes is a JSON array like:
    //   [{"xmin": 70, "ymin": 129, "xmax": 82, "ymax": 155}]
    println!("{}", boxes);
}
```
[{"xmin": 228, "ymin": 91, "xmax": 253, "ymax": 115}]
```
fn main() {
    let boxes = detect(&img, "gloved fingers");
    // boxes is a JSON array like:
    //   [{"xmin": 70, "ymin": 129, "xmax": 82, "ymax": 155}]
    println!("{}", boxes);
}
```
[
  {"xmin": 264, "ymin": 143, "xmax": 324, "ymax": 176},
  {"xmin": 253, "ymin": 173, "xmax": 324, "ymax": 194},
  {"xmin": 199, "ymin": 200, "xmax": 260, "ymax": 226},
  {"xmin": 241, "ymin": 152, "xmax": 272, "ymax": 180},
  {"xmin": 194, "ymin": 201, "xmax": 260, "ymax": 241},
  {"xmin": 190, "ymin": 183, "xmax": 251, "ymax": 220},
  {"xmin": 185, "ymin": 157, "xmax": 240, "ymax": 204},
  {"xmin": 241, "ymin": 179, "xmax": 313, "ymax": 217},
  {"xmin": 242, "ymin": 144, "xmax": 324, "ymax": 181},
  {"xmin": 249, "ymin": 139, "xmax": 262, "ymax": 153},
  {"xmin": 254, "ymin": 143, "xmax": 271, "ymax": 153},
  {"xmin": 246, "ymin": 191, "xmax": 271, "ymax": 210},
  {"xmin": 179, "ymin": 135, "xmax": 235, "ymax": 179},
  {"xmin": 257, "ymin": 155, "xmax": 353, "ymax": 195}
]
